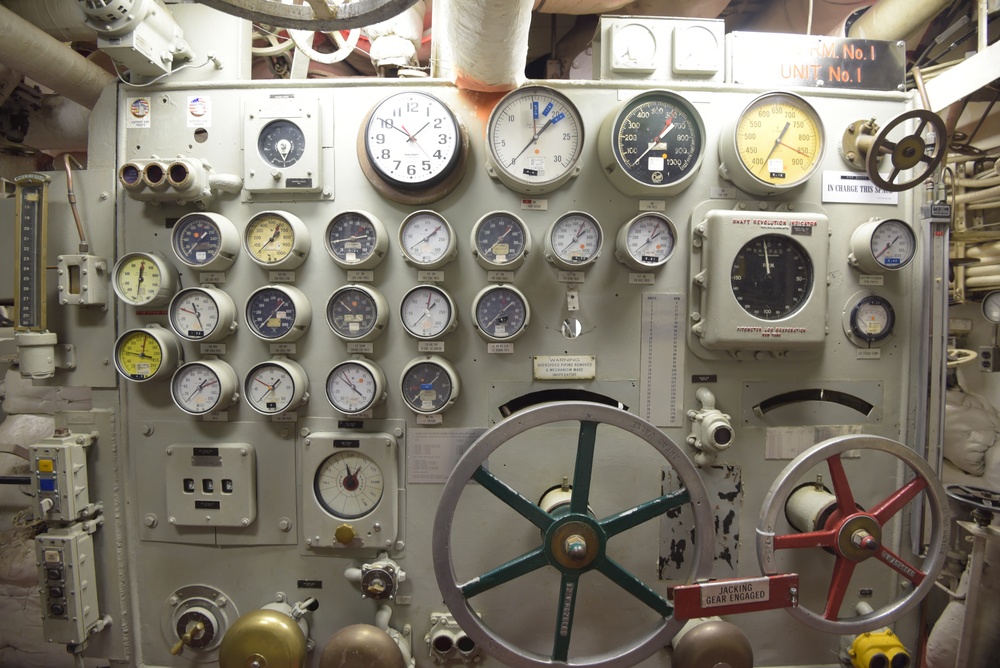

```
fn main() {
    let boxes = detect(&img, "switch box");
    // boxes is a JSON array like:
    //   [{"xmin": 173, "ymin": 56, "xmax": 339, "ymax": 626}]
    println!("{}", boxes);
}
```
[
  {"xmin": 36, "ymin": 524, "xmax": 101, "ymax": 644},
  {"xmin": 165, "ymin": 443, "xmax": 256, "ymax": 527},
  {"xmin": 31, "ymin": 432, "xmax": 97, "ymax": 523}
]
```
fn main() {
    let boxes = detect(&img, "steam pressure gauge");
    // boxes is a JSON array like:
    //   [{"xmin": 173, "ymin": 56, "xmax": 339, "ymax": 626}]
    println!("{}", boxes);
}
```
[
  {"xmin": 327, "ymin": 285, "xmax": 389, "ymax": 342},
  {"xmin": 719, "ymin": 92, "xmax": 824, "ymax": 195},
  {"xmin": 486, "ymin": 86, "xmax": 584, "ymax": 194},
  {"xmin": 170, "ymin": 360, "xmax": 240, "ymax": 415},
  {"xmin": 169, "ymin": 287, "xmax": 238, "ymax": 342},
  {"xmin": 243, "ymin": 211, "xmax": 310, "ymax": 270},
  {"xmin": 472, "ymin": 285, "xmax": 530, "ymax": 342},
  {"xmin": 400, "ymin": 355, "xmax": 460, "ymax": 415},
  {"xmin": 544, "ymin": 212, "xmax": 603, "ymax": 270},
  {"xmin": 171, "ymin": 212, "xmax": 240, "ymax": 271},
  {"xmin": 616, "ymin": 213, "xmax": 676, "ymax": 271},
  {"xmin": 400, "ymin": 285, "xmax": 458, "ymax": 340},
  {"xmin": 849, "ymin": 218, "xmax": 915, "ymax": 274},
  {"xmin": 245, "ymin": 285, "xmax": 312, "ymax": 342},
  {"xmin": 471, "ymin": 211, "xmax": 531, "ymax": 271},
  {"xmin": 326, "ymin": 359, "xmax": 387, "ymax": 415},
  {"xmin": 113, "ymin": 326, "xmax": 182, "ymax": 382},
  {"xmin": 243, "ymin": 358, "xmax": 309, "ymax": 415},
  {"xmin": 112, "ymin": 251, "xmax": 177, "ymax": 307},
  {"xmin": 325, "ymin": 211, "xmax": 388, "ymax": 270},
  {"xmin": 398, "ymin": 211, "xmax": 457, "ymax": 269},
  {"xmin": 843, "ymin": 293, "xmax": 896, "ymax": 346}
]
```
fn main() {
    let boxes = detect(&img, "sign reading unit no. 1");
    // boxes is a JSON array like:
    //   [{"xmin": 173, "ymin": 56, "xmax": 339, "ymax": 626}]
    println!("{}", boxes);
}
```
[{"xmin": 729, "ymin": 33, "xmax": 905, "ymax": 91}]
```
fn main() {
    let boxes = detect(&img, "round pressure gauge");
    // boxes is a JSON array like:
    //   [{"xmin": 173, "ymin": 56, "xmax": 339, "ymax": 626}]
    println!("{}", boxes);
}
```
[
  {"xmin": 168, "ymin": 287, "xmax": 238, "ymax": 342},
  {"xmin": 245, "ymin": 285, "xmax": 312, "ymax": 342},
  {"xmin": 258, "ymin": 119, "xmax": 306, "ymax": 168},
  {"xmin": 112, "ymin": 251, "xmax": 177, "ymax": 307},
  {"xmin": 398, "ymin": 210, "xmax": 457, "ymax": 269},
  {"xmin": 983, "ymin": 291, "xmax": 1000, "ymax": 324},
  {"xmin": 314, "ymin": 450, "xmax": 384, "ymax": 519},
  {"xmin": 472, "ymin": 285, "xmax": 530, "ymax": 342},
  {"xmin": 171, "ymin": 212, "xmax": 240, "ymax": 271},
  {"xmin": 113, "ymin": 326, "xmax": 182, "ymax": 382},
  {"xmin": 615, "ymin": 213, "xmax": 677, "ymax": 271},
  {"xmin": 326, "ymin": 359, "xmax": 387, "ymax": 415},
  {"xmin": 243, "ymin": 210, "xmax": 311, "ymax": 270},
  {"xmin": 400, "ymin": 285, "xmax": 458, "ymax": 340},
  {"xmin": 731, "ymin": 234, "xmax": 813, "ymax": 320},
  {"xmin": 846, "ymin": 294, "xmax": 896, "ymax": 345},
  {"xmin": 400, "ymin": 355, "xmax": 460, "ymax": 415},
  {"xmin": 486, "ymin": 85, "xmax": 584, "ymax": 194},
  {"xmin": 720, "ymin": 92, "xmax": 825, "ymax": 195},
  {"xmin": 471, "ymin": 211, "xmax": 531, "ymax": 271},
  {"xmin": 544, "ymin": 212, "xmax": 603, "ymax": 270},
  {"xmin": 243, "ymin": 358, "xmax": 309, "ymax": 415},
  {"xmin": 849, "ymin": 218, "xmax": 916, "ymax": 274},
  {"xmin": 597, "ymin": 89, "xmax": 706, "ymax": 196},
  {"xmin": 170, "ymin": 359, "xmax": 239, "ymax": 416},
  {"xmin": 326, "ymin": 284, "xmax": 388, "ymax": 342},
  {"xmin": 325, "ymin": 211, "xmax": 388, "ymax": 270}
]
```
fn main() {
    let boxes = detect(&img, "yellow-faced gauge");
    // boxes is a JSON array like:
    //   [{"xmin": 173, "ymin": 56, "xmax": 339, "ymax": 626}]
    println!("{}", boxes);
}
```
[
  {"xmin": 113, "ymin": 326, "xmax": 182, "ymax": 382},
  {"xmin": 112, "ymin": 251, "xmax": 178, "ymax": 307},
  {"xmin": 720, "ymin": 92, "xmax": 824, "ymax": 195},
  {"xmin": 243, "ymin": 211, "xmax": 311, "ymax": 269}
]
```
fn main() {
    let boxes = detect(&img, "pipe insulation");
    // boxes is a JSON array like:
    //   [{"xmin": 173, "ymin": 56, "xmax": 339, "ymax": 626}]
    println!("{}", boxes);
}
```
[
  {"xmin": 444, "ymin": 0, "xmax": 534, "ymax": 92},
  {"xmin": 847, "ymin": 0, "xmax": 952, "ymax": 41},
  {"xmin": 0, "ymin": 0, "xmax": 95, "ymax": 42},
  {"xmin": 0, "ymin": 5, "xmax": 114, "ymax": 110}
]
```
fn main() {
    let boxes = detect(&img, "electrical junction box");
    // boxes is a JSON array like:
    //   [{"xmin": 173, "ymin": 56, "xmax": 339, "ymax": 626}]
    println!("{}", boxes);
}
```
[
  {"xmin": 592, "ymin": 16, "xmax": 725, "ymax": 81},
  {"xmin": 36, "ymin": 525, "xmax": 101, "ymax": 644}
]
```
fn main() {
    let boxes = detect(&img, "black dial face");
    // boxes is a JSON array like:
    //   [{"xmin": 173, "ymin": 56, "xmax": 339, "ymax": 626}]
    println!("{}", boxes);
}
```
[
  {"xmin": 401, "ymin": 362, "xmax": 453, "ymax": 413},
  {"xmin": 327, "ymin": 287, "xmax": 379, "ymax": 340},
  {"xmin": 326, "ymin": 212, "xmax": 379, "ymax": 266},
  {"xmin": 730, "ymin": 234, "xmax": 813, "ymax": 320},
  {"xmin": 172, "ymin": 215, "xmax": 222, "ymax": 267},
  {"xmin": 475, "ymin": 287, "xmax": 528, "ymax": 340},
  {"xmin": 613, "ymin": 91, "xmax": 703, "ymax": 187},
  {"xmin": 258, "ymin": 119, "xmax": 306, "ymax": 168},
  {"xmin": 851, "ymin": 295, "xmax": 895, "ymax": 343},
  {"xmin": 474, "ymin": 212, "xmax": 528, "ymax": 266},
  {"xmin": 246, "ymin": 287, "xmax": 297, "ymax": 339}
]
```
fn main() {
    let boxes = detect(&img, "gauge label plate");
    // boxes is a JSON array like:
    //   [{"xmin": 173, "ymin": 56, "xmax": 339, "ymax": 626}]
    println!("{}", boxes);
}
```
[
  {"xmin": 532, "ymin": 355, "xmax": 596, "ymax": 380},
  {"xmin": 821, "ymin": 171, "xmax": 898, "ymax": 205}
]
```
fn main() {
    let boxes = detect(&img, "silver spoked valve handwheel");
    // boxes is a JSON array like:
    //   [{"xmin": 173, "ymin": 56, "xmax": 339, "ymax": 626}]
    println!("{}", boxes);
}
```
[
  {"xmin": 757, "ymin": 434, "xmax": 949, "ymax": 634},
  {"xmin": 432, "ymin": 401, "xmax": 714, "ymax": 668}
]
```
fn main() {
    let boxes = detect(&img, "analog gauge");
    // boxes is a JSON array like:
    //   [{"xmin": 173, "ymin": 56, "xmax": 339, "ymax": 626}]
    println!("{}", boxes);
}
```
[
  {"xmin": 597, "ymin": 89, "xmax": 706, "ymax": 196},
  {"xmin": 847, "ymin": 294, "xmax": 896, "ymax": 344},
  {"xmin": 399, "ymin": 285, "xmax": 457, "ymax": 340},
  {"xmin": 113, "ymin": 326, "xmax": 181, "ymax": 382},
  {"xmin": 112, "ymin": 251, "xmax": 177, "ymax": 307},
  {"xmin": 472, "ymin": 285, "xmax": 530, "ymax": 342},
  {"xmin": 359, "ymin": 91, "xmax": 465, "ymax": 192},
  {"xmin": 849, "ymin": 218, "xmax": 916, "ymax": 274},
  {"xmin": 170, "ymin": 360, "xmax": 239, "ymax": 416},
  {"xmin": 257, "ymin": 119, "xmax": 306, "ymax": 168},
  {"xmin": 983, "ymin": 291, "xmax": 1000, "ymax": 324},
  {"xmin": 615, "ymin": 212, "xmax": 677, "ymax": 271},
  {"xmin": 325, "ymin": 211, "xmax": 388, "ymax": 270},
  {"xmin": 245, "ymin": 285, "xmax": 312, "ymax": 342},
  {"xmin": 243, "ymin": 359, "xmax": 309, "ymax": 415},
  {"xmin": 314, "ymin": 450, "xmax": 384, "ymax": 519},
  {"xmin": 326, "ymin": 284, "xmax": 388, "ymax": 342},
  {"xmin": 486, "ymin": 85, "xmax": 584, "ymax": 194},
  {"xmin": 720, "ymin": 92, "xmax": 824, "ymax": 195},
  {"xmin": 168, "ymin": 287, "xmax": 237, "ymax": 342},
  {"xmin": 731, "ymin": 234, "xmax": 813, "ymax": 320},
  {"xmin": 400, "ymin": 355, "xmax": 460, "ymax": 415},
  {"xmin": 243, "ymin": 210, "xmax": 310, "ymax": 270},
  {"xmin": 544, "ymin": 212, "xmax": 603, "ymax": 270},
  {"xmin": 471, "ymin": 211, "xmax": 531, "ymax": 271},
  {"xmin": 171, "ymin": 212, "xmax": 240, "ymax": 271},
  {"xmin": 398, "ymin": 210, "xmax": 457, "ymax": 269},
  {"xmin": 326, "ymin": 359, "xmax": 387, "ymax": 415}
]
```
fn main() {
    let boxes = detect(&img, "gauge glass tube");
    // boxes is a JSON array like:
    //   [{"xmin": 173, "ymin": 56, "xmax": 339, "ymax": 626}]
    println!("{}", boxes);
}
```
[
  {"xmin": 850, "ymin": 295, "xmax": 895, "ymax": 343},
  {"xmin": 732, "ymin": 92, "xmax": 824, "ymax": 191},
  {"xmin": 398, "ymin": 211, "xmax": 456, "ymax": 268},
  {"xmin": 616, "ymin": 213, "xmax": 676, "ymax": 270},
  {"xmin": 171, "ymin": 212, "xmax": 239, "ymax": 270},
  {"xmin": 731, "ymin": 234, "xmax": 813, "ymax": 320},
  {"xmin": 258, "ymin": 119, "xmax": 306, "ymax": 168},
  {"xmin": 243, "ymin": 360, "xmax": 307, "ymax": 415},
  {"xmin": 245, "ymin": 285, "xmax": 310, "ymax": 342},
  {"xmin": 314, "ymin": 451, "xmax": 384, "ymax": 519},
  {"xmin": 400, "ymin": 285, "xmax": 456, "ymax": 340},
  {"xmin": 868, "ymin": 219, "xmax": 915, "ymax": 270},
  {"xmin": 327, "ymin": 285, "xmax": 387, "ymax": 342},
  {"xmin": 471, "ymin": 211, "xmax": 530, "ymax": 270},
  {"xmin": 112, "ymin": 252, "xmax": 176, "ymax": 306},
  {"xmin": 546, "ymin": 212, "xmax": 603, "ymax": 269},
  {"xmin": 325, "ymin": 211, "xmax": 387, "ymax": 269},
  {"xmin": 326, "ymin": 360, "xmax": 385, "ymax": 415},
  {"xmin": 473, "ymin": 285, "xmax": 530, "ymax": 342},
  {"xmin": 400, "ymin": 357, "xmax": 458, "ymax": 415},
  {"xmin": 171, "ymin": 360, "xmax": 238, "ymax": 415}
]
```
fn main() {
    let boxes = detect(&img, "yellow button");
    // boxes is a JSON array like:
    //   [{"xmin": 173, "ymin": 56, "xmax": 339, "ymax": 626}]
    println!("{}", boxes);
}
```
[
  {"xmin": 334, "ymin": 524, "xmax": 356, "ymax": 545},
  {"xmin": 37, "ymin": 459, "xmax": 54, "ymax": 473}
]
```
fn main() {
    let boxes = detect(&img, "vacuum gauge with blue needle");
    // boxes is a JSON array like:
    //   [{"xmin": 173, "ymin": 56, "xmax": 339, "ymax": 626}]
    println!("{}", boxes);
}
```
[
  {"xmin": 400, "ymin": 355, "xmax": 460, "ymax": 415},
  {"xmin": 849, "ymin": 218, "xmax": 916, "ymax": 274}
]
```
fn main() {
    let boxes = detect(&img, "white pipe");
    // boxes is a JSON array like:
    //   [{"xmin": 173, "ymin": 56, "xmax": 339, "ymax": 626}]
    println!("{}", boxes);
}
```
[
  {"xmin": 443, "ymin": 0, "xmax": 534, "ymax": 91},
  {"xmin": 847, "ymin": 0, "xmax": 952, "ymax": 40},
  {"xmin": 0, "ymin": 5, "xmax": 114, "ymax": 110},
  {"xmin": 532, "ymin": 0, "xmax": 630, "ymax": 12},
  {"xmin": 745, "ymin": 0, "xmax": 872, "ymax": 36},
  {"xmin": 1, "ymin": 0, "xmax": 95, "ymax": 42}
]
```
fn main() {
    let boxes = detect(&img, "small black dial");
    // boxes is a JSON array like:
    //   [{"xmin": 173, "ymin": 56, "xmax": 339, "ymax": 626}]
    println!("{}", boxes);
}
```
[
  {"xmin": 325, "ymin": 211, "xmax": 386, "ymax": 269},
  {"xmin": 327, "ymin": 285, "xmax": 386, "ymax": 342},
  {"xmin": 245, "ymin": 285, "xmax": 310, "ymax": 341},
  {"xmin": 400, "ymin": 358, "xmax": 458, "ymax": 414},
  {"xmin": 473, "ymin": 285, "xmax": 529, "ymax": 341},
  {"xmin": 611, "ymin": 90, "xmax": 704, "ymax": 189},
  {"xmin": 258, "ymin": 119, "xmax": 306, "ymax": 168},
  {"xmin": 472, "ymin": 211, "xmax": 529, "ymax": 269},
  {"xmin": 730, "ymin": 234, "xmax": 813, "ymax": 320}
]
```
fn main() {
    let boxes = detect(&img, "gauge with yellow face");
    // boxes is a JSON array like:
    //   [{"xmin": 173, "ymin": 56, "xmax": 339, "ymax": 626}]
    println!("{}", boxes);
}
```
[
  {"xmin": 721, "ymin": 92, "xmax": 824, "ymax": 195},
  {"xmin": 243, "ymin": 210, "xmax": 310, "ymax": 269},
  {"xmin": 113, "ymin": 327, "xmax": 181, "ymax": 382}
]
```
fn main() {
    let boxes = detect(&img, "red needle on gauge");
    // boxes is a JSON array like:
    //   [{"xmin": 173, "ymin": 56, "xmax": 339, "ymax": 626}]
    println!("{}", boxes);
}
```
[
  {"xmin": 874, "ymin": 236, "xmax": 900, "ymax": 259},
  {"xmin": 634, "ymin": 114, "xmax": 676, "ymax": 164},
  {"xmin": 560, "ymin": 221, "xmax": 588, "ymax": 253}
]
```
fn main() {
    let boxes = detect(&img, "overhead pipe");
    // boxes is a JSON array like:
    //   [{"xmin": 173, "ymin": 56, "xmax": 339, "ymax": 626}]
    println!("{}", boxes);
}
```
[
  {"xmin": 745, "ymin": 0, "xmax": 873, "ymax": 35},
  {"xmin": 442, "ymin": 0, "xmax": 534, "ymax": 91},
  {"xmin": 847, "ymin": 0, "xmax": 953, "ymax": 41},
  {"xmin": 0, "ymin": 0, "xmax": 95, "ymax": 42},
  {"xmin": 0, "ymin": 5, "xmax": 114, "ymax": 110}
]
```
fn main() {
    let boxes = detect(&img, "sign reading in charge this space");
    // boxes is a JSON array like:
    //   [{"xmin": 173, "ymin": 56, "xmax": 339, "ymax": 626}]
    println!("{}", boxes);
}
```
[{"xmin": 729, "ymin": 33, "xmax": 905, "ymax": 91}]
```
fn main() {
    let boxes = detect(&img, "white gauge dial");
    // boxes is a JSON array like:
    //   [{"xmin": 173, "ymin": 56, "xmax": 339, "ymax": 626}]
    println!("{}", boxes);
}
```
[
  {"xmin": 112, "ymin": 252, "xmax": 177, "ymax": 307},
  {"xmin": 169, "ymin": 287, "xmax": 237, "ymax": 342},
  {"xmin": 400, "ymin": 285, "xmax": 457, "ymax": 340},
  {"xmin": 170, "ymin": 360, "xmax": 239, "ymax": 416},
  {"xmin": 983, "ymin": 291, "xmax": 1000, "ymax": 324},
  {"xmin": 400, "ymin": 355, "xmax": 460, "ymax": 415},
  {"xmin": 849, "ymin": 218, "xmax": 916, "ymax": 274},
  {"xmin": 616, "ymin": 213, "xmax": 676, "ymax": 271},
  {"xmin": 472, "ymin": 285, "xmax": 530, "ymax": 342},
  {"xmin": 325, "ymin": 211, "xmax": 388, "ymax": 269},
  {"xmin": 314, "ymin": 450, "xmax": 384, "ymax": 520},
  {"xmin": 243, "ymin": 210, "xmax": 311, "ymax": 270},
  {"xmin": 544, "ymin": 212, "xmax": 603, "ymax": 270},
  {"xmin": 471, "ymin": 211, "xmax": 531, "ymax": 271},
  {"xmin": 398, "ymin": 210, "xmax": 457, "ymax": 269},
  {"xmin": 244, "ymin": 359, "xmax": 308, "ymax": 415},
  {"xmin": 487, "ymin": 86, "xmax": 584, "ymax": 194},
  {"xmin": 326, "ymin": 359, "xmax": 386, "ymax": 415}
]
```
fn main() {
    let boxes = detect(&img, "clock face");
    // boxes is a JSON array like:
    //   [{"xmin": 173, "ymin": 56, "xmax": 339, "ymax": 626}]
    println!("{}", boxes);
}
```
[{"xmin": 362, "ymin": 91, "xmax": 462, "ymax": 189}]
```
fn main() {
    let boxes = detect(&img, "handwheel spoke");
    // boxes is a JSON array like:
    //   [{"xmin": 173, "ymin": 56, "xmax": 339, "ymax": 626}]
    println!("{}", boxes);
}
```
[
  {"xmin": 596, "ymin": 557, "xmax": 673, "ymax": 617},
  {"xmin": 460, "ymin": 547, "xmax": 549, "ymax": 598},
  {"xmin": 773, "ymin": 529, "xmax": 838, "ymax": 550},
  {"xmin": 826, "ymin": 455, "xmax": 857, "ymax": 517},
  {"xmin": 823, "ymin": 557, "xmax": 857, "ymax": 620},
  {"xmin": 552, "ymin": 574, "xmax": 580, "ymax": 662},
  {"xmin": 473, "ymin": 466, "xmax": 554, "ymax": 531},
  {"xmin": 601, "ymin": 489, "xmax": 691, "ymax": 538},
  {"xmin": 870, "ymin": 476, "xmax": 927, "ymax": 526},
  {"xmin": 878, "ymin": 139, "xmax": 897, "ymax": 154},
  {"xmin": 919, "ymin": 152, "xmax": 934, "ymax": 164},
  {"xmin": 888, "ymin": 166, "xmax": 901, "ymax": 183},
  {"xmin": 874, "ymin": 545, "xmax": 926, "ymax": 585},
  {"xmin": 570, "ymin": 421, "xmax": 598, "ymax": 514}
]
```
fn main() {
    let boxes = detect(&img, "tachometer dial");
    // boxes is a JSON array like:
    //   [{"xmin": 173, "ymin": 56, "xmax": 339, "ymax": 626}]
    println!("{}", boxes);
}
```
[
  {"xmin": 598, "ymin": 89, "xmax": 706, "ymax": 196},
  {"xmin": 112, "ymin": 251, "xmax": 177, "ymax": 307},
  {"xmin": 326, "ymin": 359, "xmax": 386, "ymax": 415},
  {"xmin": 849, "ymin": 218, "xmax": 916, "ymax": 274},
  {"xmin": 243, "ymin": 210, "xmax": 310, "ymax": 270},
  {"xmin": 170, "ymin": 360, "xmax": 239, "ymax": 415},
  {"xmin": 398, "ymin": 210, "xmax": 457, "ymax": 269},
  {"xmin": 171, "ymin": 212, "xmax": 240, "ymax": 271},
  {"xmin": 245, "ymin": 285, "xmax": 311, "ymax": 342},
  {"xmin": 544, "ymin": 212, "xmax": 603, "ymax": 270},
  {"xmin": 314, "ymin": 450, "xmax": 384, "ymax": 519},
  {"xmin": 730, "ymin": 234, "xmax": 813, "ymax": 320},
  {"xmin": 486, "ymin": 86, "xmax": 584, "ymax": 194},
  {"xmin": 471, "ymin": 211, "xmax": 531, "ymax": 271},
  {"xmin": 113, "ymin": 326, "xmax": 181, "ymax": 382},
  {"xmin": 168, "ymin": 287, "xmax": 237, "ymax": 342},
  {"xmin": 258, "ymin": 119, "xmax": 306, "ymax": 168},
  {"xmin": 400, "ymin": 285, "xmax": 457, "ymax": 340},
  {"xmin": 472, "ymin": 285, "xmax": 530, "ymax": 342},
  {"xmin": 326, "ymin": 285, "xmax": 388, "ymax": 342},
  {"xmin": 615, "ymin": 213, "xmax": 676, "ymax": 271},
  {"xmin": 400, "ymin": 355, "xmax": 460, "ymax": 415},
  {"xmin": 243, "ymin": 359, "xmax": 309, "ymax": 415},
  {"xmin": 325, "ymin": 211, "xmax": 388, "ymax": 270}
]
